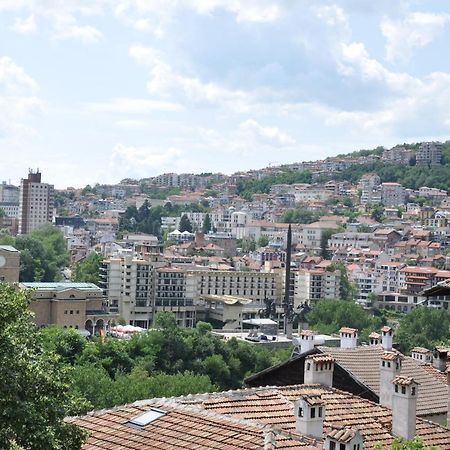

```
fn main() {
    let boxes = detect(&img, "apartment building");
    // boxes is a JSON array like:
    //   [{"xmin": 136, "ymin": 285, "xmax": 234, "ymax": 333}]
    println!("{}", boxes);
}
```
[
  {"xmin": 381, "ymin": 182, "xmax": 405, "ymax": 207},
  {"xmin": 382, "ymin": 146, "xmax": 414, "ymax": 165},
  {"xmin": 328, "ymin": 232, "xmax": 372, "ymax": 250},
  {"xmin": 359, "ymin": 173, "xmax": 381, "ymax": 206},
  {"xmin": 294, "ymin": 269, "xmax": 341, "ymax": 305},
  {"xmin": 18, "ymin": 170, "xmax": 54, "ymax": 234},
  {"xmin": 416, "ymin": 142, "xmax": 442, "ymax": 167},
  {"xmin": 399, "ymin": 266, "xmax": 450, "ymax": 295}
]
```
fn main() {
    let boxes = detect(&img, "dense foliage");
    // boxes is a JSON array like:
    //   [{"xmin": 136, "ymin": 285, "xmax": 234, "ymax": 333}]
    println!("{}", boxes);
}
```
[
  {"xmin": 0, "ymin": 285, "xmax": 86, "ymax": 450},
  {"xmin": 71, "ymin": 252, "xmax": 103, "ymax": 284},
  {"xmin": 119, "ymin": 200, "xmax": 208, "ymax": 238},
  {"xmin": 306, "ymin": 299, "xmax": 386, "ymax": 342},
  {"xmin": 236, "ymin": 170, "xmax": 312, "ymax": 200},
  {"xmin": 40, "ymin": 313, "xmax": 290, "ymax": 414},
  {"xmin": 0, "ymin": 225, "xmax": 68, "ymax": 282}
]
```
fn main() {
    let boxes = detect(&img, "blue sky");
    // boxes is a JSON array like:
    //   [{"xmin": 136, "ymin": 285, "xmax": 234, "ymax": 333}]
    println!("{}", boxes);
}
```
[{"xmin": 1, "ymin": 0, "xmax": 450, "ymax": 188}]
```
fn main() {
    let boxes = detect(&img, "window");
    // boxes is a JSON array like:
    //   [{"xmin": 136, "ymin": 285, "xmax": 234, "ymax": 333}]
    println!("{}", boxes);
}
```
[
  {"xmin": 318, "ymin": 406, "xmax": 323, "ymax": 418},
  {"xmin": 306, "ymin": 363, "xmax": 311, "ymax": 371},
  {"xmin": 401, "ymin": 386, "xmax": 406, "ymax": 394},
  {"xmin": 395, "ymin": 385, "xmax": 398, "ymax": 393},
  {"xmin": 330, "ymin": 442, "xmax": 336, "ymax": 450},
  {"xmin": 411, "ymin": 387, "xmax": 416, "ymax": 396},
  {"xmin": 298, "ymin": 407, "xmax": 303, "ymax": 417},
  {"xmin": 340, "ymin": 444, "xmax": 346, "ymax": 450}
]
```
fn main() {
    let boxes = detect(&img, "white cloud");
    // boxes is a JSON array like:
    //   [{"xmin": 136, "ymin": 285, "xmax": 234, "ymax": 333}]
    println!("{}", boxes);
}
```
[
  {"xmin": 85, "ymin": 97, "xmax": 183, "ymax": 114},
  {"xmin": 129, "ymin": 44, "xmax": 254, "ymax": 111},
  {"xmin": 381, "ymin": 12, "xmax": 450, "ymax": 63},
  {"xmin": 52, "ymin": 15, "xmax": 103, "ymax": 44},
  {"xmin": 238, "ymin": 119, "xmax": 295, "ymax": 147},
  {"xmin": 12, "ymin": 14, "xmax": 36, "ymax": 34},
  {"xmin": 0, "ymin": 56, "xmax": 38, "ymax": 93},
  {"xmin": 109, "ymin": 144, "xmax": 188, "ymax": 178}
]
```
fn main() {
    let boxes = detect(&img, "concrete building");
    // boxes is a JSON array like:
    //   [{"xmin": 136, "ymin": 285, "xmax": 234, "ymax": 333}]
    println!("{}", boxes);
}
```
[
  {"xmin": 359, "ymin": 173, "xmax": 381, "ymax": 206},
  {"xmin": 0, "ymin": 245, "xmax": 20, "ymax": 282},
  {"xmin": 381, "ymin": 182, "xmax": 405, "ymax": 207},
  {"xmin": 21, "ymin": 282, "xmax": 117, "ymax": 335},
  {"xmin": 416, "ymin": 142, "xmax": 442, "ymax": 167},
  {"xmin": 0, "ymin": 181, "xmax": 20, "ymax": 203},
  {"xmin": 18, "ymin": 170, "xmax": 54, "ymax": 234},
  {"xmin": 295, "ymin": 269, "xmax": 341, "ymax": 305}
]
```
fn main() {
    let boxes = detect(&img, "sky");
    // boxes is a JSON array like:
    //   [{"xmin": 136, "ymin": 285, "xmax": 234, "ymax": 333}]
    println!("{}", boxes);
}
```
[{"xmin": 1, "ymin": 1, "xmax": 450, "ymax": 188}]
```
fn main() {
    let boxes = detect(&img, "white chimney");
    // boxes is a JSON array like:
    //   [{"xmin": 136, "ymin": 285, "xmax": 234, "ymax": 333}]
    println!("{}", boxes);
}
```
[
  {"xmin": 369, "ymin": 332, "xmax": 380, "ymax": 346},
  {"xmin": 447, "ymin": 367, "xmax": 450, "ymax": 428},
  {"xmin": 339, "ymin": 327, "xmax": 358, "ymax": 349},
  {"xmin": 295, "ymin": 394, "xmax": 325, "ymax": 439},
  {"xmin": 324, "ymin": 427, "xmax": 364, "ymax": 450},
  {"xmin": 392, "ymin": 375, "xmax": 418, "ymax": 440},
  {"xmin": 304, "ymin": 354, "xmax": 334, "ymax": 387},
  {"xmin": 381, "ymin": 326, "xmax": 393, "ymax": 351},
  {"xmin": 432, "ymin": 347, "xmax": 449, "ymax": 372},
  {"xmin": 300, "ymin": 330, "xmax": 315, "ymax": 354},
  {"xmin": 379, "ymin": 351, "xmax": 402, "ymax": 408}
]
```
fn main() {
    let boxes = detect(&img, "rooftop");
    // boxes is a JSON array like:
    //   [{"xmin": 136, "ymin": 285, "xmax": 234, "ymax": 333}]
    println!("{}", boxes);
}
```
[{"xmin": 20, "ymin": 282, "xmax": 101, "ymax": 291}]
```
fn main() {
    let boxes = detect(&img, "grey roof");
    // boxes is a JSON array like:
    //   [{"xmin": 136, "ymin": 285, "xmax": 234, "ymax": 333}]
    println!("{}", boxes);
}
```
[
  {"xmin": 20, "ymin": 282, "xmax": 101, "ymax": 291},
  {"xmin": 0, "ymin": 245, "xmax": 19, "ymax": 252}
]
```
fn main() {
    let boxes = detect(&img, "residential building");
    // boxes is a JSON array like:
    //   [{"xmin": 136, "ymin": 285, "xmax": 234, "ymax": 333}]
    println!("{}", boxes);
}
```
[
  {"xmin": 359, "ymin": 173, "xmax": 381, "ymax": 205},
  {"xmin": 0, "ymin": 245, "xmax": 20, "ymax": 282},
  {"xmin": 295, "ymin": 269, "xmax": 341, "ymax": 305},
  {"xmin": 416, "ymin": 142, "xmax": 443, "ymax": 167},
  {"xmin": 381, "ymin": 182, "xmax": 405, "ymax": 207},
  {"xmin": 382, "ymin": 146, "xmax": 414, "ymax": 165},
  {"xmin": 0, "ymin": 181, "xmax": 19, "ymax": 203},
  {"xmin": 18, "ymin": 170, "xmax": 54, "ymax": 234}
]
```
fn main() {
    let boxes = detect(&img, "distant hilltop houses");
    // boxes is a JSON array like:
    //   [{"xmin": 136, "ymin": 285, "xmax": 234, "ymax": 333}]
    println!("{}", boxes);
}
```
[{"xmin": 2, "ymin": 140, "xmax": 450, "ymax": 334}]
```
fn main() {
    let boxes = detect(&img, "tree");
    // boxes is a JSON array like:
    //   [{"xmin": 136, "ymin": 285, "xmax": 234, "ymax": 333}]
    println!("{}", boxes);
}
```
[
  {"xmin": 0, "ymin": 285, "xmax": 86, "ymax": 449},
  {"xmin": 320, "ymin": 229, "xmax": 334, "ymax": 259},
  {"xmin": 179, "ymin": 214, "xmax": 193, "ymax": 233},
  {"xmin": 202, "ymin": 213, "xmax": 212, "ymax": 234},
  {"xmin": 257, "ymin": 235, "xmax": 269, "ymax": 247},
  {"xmin": 72, "ymin": 252, "xmax": 103, "ymax": 284},
  {"xmin": 374, "ymin": 437, "xmax": 437, "ymax": 450}
]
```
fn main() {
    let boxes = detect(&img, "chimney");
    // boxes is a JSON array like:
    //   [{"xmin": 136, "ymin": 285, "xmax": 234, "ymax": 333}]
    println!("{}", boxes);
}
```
[
  {"xmin": 324, "ymin": 427, "xmax": 364, "ymax": 450},
  {"xmin": 379, "ymin": 351, "xmax": 403, "ymax": 408},
  {"xmin": 300, "ymin": 330, "xmax": 315, "ymax": 354},
  {"xmin": 432, "ymin": 347, "xmax": 449, "ymax": 372},
  {"xmin": 447, "ymin": 367, "xmax": 450, "ymax": 428},
  {"xmin": 304, "ymin": 354, "xmax": 334, "ymax": 387},
  {"xmin": 369, "ymin": 332, "xmax": 380, "ymax": 346},
  {"xmin": 339, "ymin": 327, "xmax": 358, "ymax": 349},
  {"xmin": 392, "ymin": 375, "xmax": 418, "ymax": 440},
  {"xmin": 381, "ymin": 326, "xmax": 393, "ymax": 351},
  {"xmin": 295, "ymin": 394, "xmax": 325, "ymax": 439}
]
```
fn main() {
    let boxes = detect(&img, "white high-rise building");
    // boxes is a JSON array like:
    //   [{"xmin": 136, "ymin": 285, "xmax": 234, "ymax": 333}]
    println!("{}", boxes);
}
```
[{"xmin": 18, "ymin": 170, "xmax": 54, "ymax": 234}]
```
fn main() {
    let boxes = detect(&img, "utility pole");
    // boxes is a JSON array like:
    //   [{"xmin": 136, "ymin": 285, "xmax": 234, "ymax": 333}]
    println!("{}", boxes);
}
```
[{"xmin": 283, "ymin": 224, "xmax": 292, "ymax": 337}]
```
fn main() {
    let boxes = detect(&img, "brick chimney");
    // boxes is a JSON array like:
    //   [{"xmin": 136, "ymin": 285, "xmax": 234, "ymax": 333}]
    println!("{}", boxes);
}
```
[
  {"xmin": 304, "ymin": 354, "xmax": 334, "ymax": 387},
  {"xmin": 295, "ymin": 394, "xmax": 325, "ymax": 439},
  {"xmin": 380, "ymin": 351, "xmax": 403, "ymax": 408},
  {"xmin": 392, "ymin": 375, "xmax": 418, "ymax": 440},
  {"xmin": 369, "ymin": 332, "xmax": 380, "ymax": 346},
  {"xmin": 339, "ymin": 327, "xmax": 358, "ymax": 349},
  {"xmin": 324, "ymin": 427, "xmax": 364, "ymax": 450},
  {"xmin": 381, "ymin": 326, "xmax": 393, "ymax": 351},
  {"xmin": 432, "ymin": 347, "xmax": 449, "ymax": 372}
]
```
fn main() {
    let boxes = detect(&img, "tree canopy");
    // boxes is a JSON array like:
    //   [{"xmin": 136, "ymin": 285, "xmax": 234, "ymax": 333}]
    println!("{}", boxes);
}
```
[
  {"xmin": 179, "ymin": 214, "xmax": 193, "ymax": 233},
  {"xmin": 0, "ymin": 225, "xmax": 68, "ymax": 282},
  {"xmin": 0, "ymin": 285, "xmax": 86, "ymax": 450},
  {"xmin": 71, "ymin": 252, "xmax": 103, "ymax": 284}
]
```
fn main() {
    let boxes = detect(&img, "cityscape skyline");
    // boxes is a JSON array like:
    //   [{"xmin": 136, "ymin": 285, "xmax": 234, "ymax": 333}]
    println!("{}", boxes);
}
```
[{"xmin": 2, "ymin": 1, "xmax": 450, "ymax": 188}]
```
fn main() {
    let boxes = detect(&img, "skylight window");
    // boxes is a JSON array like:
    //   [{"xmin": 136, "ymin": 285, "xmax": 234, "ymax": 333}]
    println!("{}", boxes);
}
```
[{"xmin": 128, "ymin": 408, "xmax": 167, "ymax": 427}]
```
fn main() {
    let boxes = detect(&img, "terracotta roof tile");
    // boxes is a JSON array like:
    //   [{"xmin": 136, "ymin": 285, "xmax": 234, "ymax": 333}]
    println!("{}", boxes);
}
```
[{"xmin": 392, "ymin": 375, "xmax": 417, "ymax": 386}]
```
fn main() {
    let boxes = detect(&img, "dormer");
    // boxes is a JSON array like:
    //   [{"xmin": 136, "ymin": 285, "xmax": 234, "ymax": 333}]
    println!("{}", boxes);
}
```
[
  {"xmin": 380, "ymin": 351, "xmax": 403, "ymax": 408},
  {"xmin": 304, "ymin": 354, "xmax": 334, "ymax": 387},
  {"xmin": 369, "ymin": 332, "xmax": 380, "ymax": 346},
  {"xmin": 339, "ymin": 327, "xmax": 358, "ymax": 349},
  {"xmin": 381, "ymin": 326, "xmax": 393, "ymax": 351},
  {"xmin": 411, "ymin": 347, "xmax": 432, "ymax": 364},
  {"xmin": 324, "ymin": 427, "xmax": 364, "ymax": 450},
  {"xmin": 294, "ymin": 394, "xmax": 325, "ymax": 439},
  {"xmin": 392, "ymin": 376, "xmax": 419, "ymax": 440}
]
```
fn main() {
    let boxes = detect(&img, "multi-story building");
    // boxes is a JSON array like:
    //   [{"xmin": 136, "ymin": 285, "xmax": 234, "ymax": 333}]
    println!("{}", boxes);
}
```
[
  {"xmin": 0, "ymin": 245, "xmax": 20, "ymax": 282},
  {"xmin": 294, "ymin": 269, "xmax": 341, "ymax": 305},
  {"xmin": 381, "ymin": 182, "xmax": 405, "ymax": 207},
  {"xmin": 18, "ymin": 170, "xmax": 54, "ymax": 234},
  {"xmin": 416, "ymin": 142, "xmax": 442, "ymax": 167},
  {"xmin": 0, "ymin": 181, "xmax": 20, "ymax": 203},
  {"xmin": 21, "ymin": 282, "xmax": 117, "ymax": 334},
  {"xmin": 359, "ymin": 173, "xmax": 381, "ymax": 206},
  {"xmin": 382, "ymin": 146, "xmax": 414, "ymax": 165}
]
